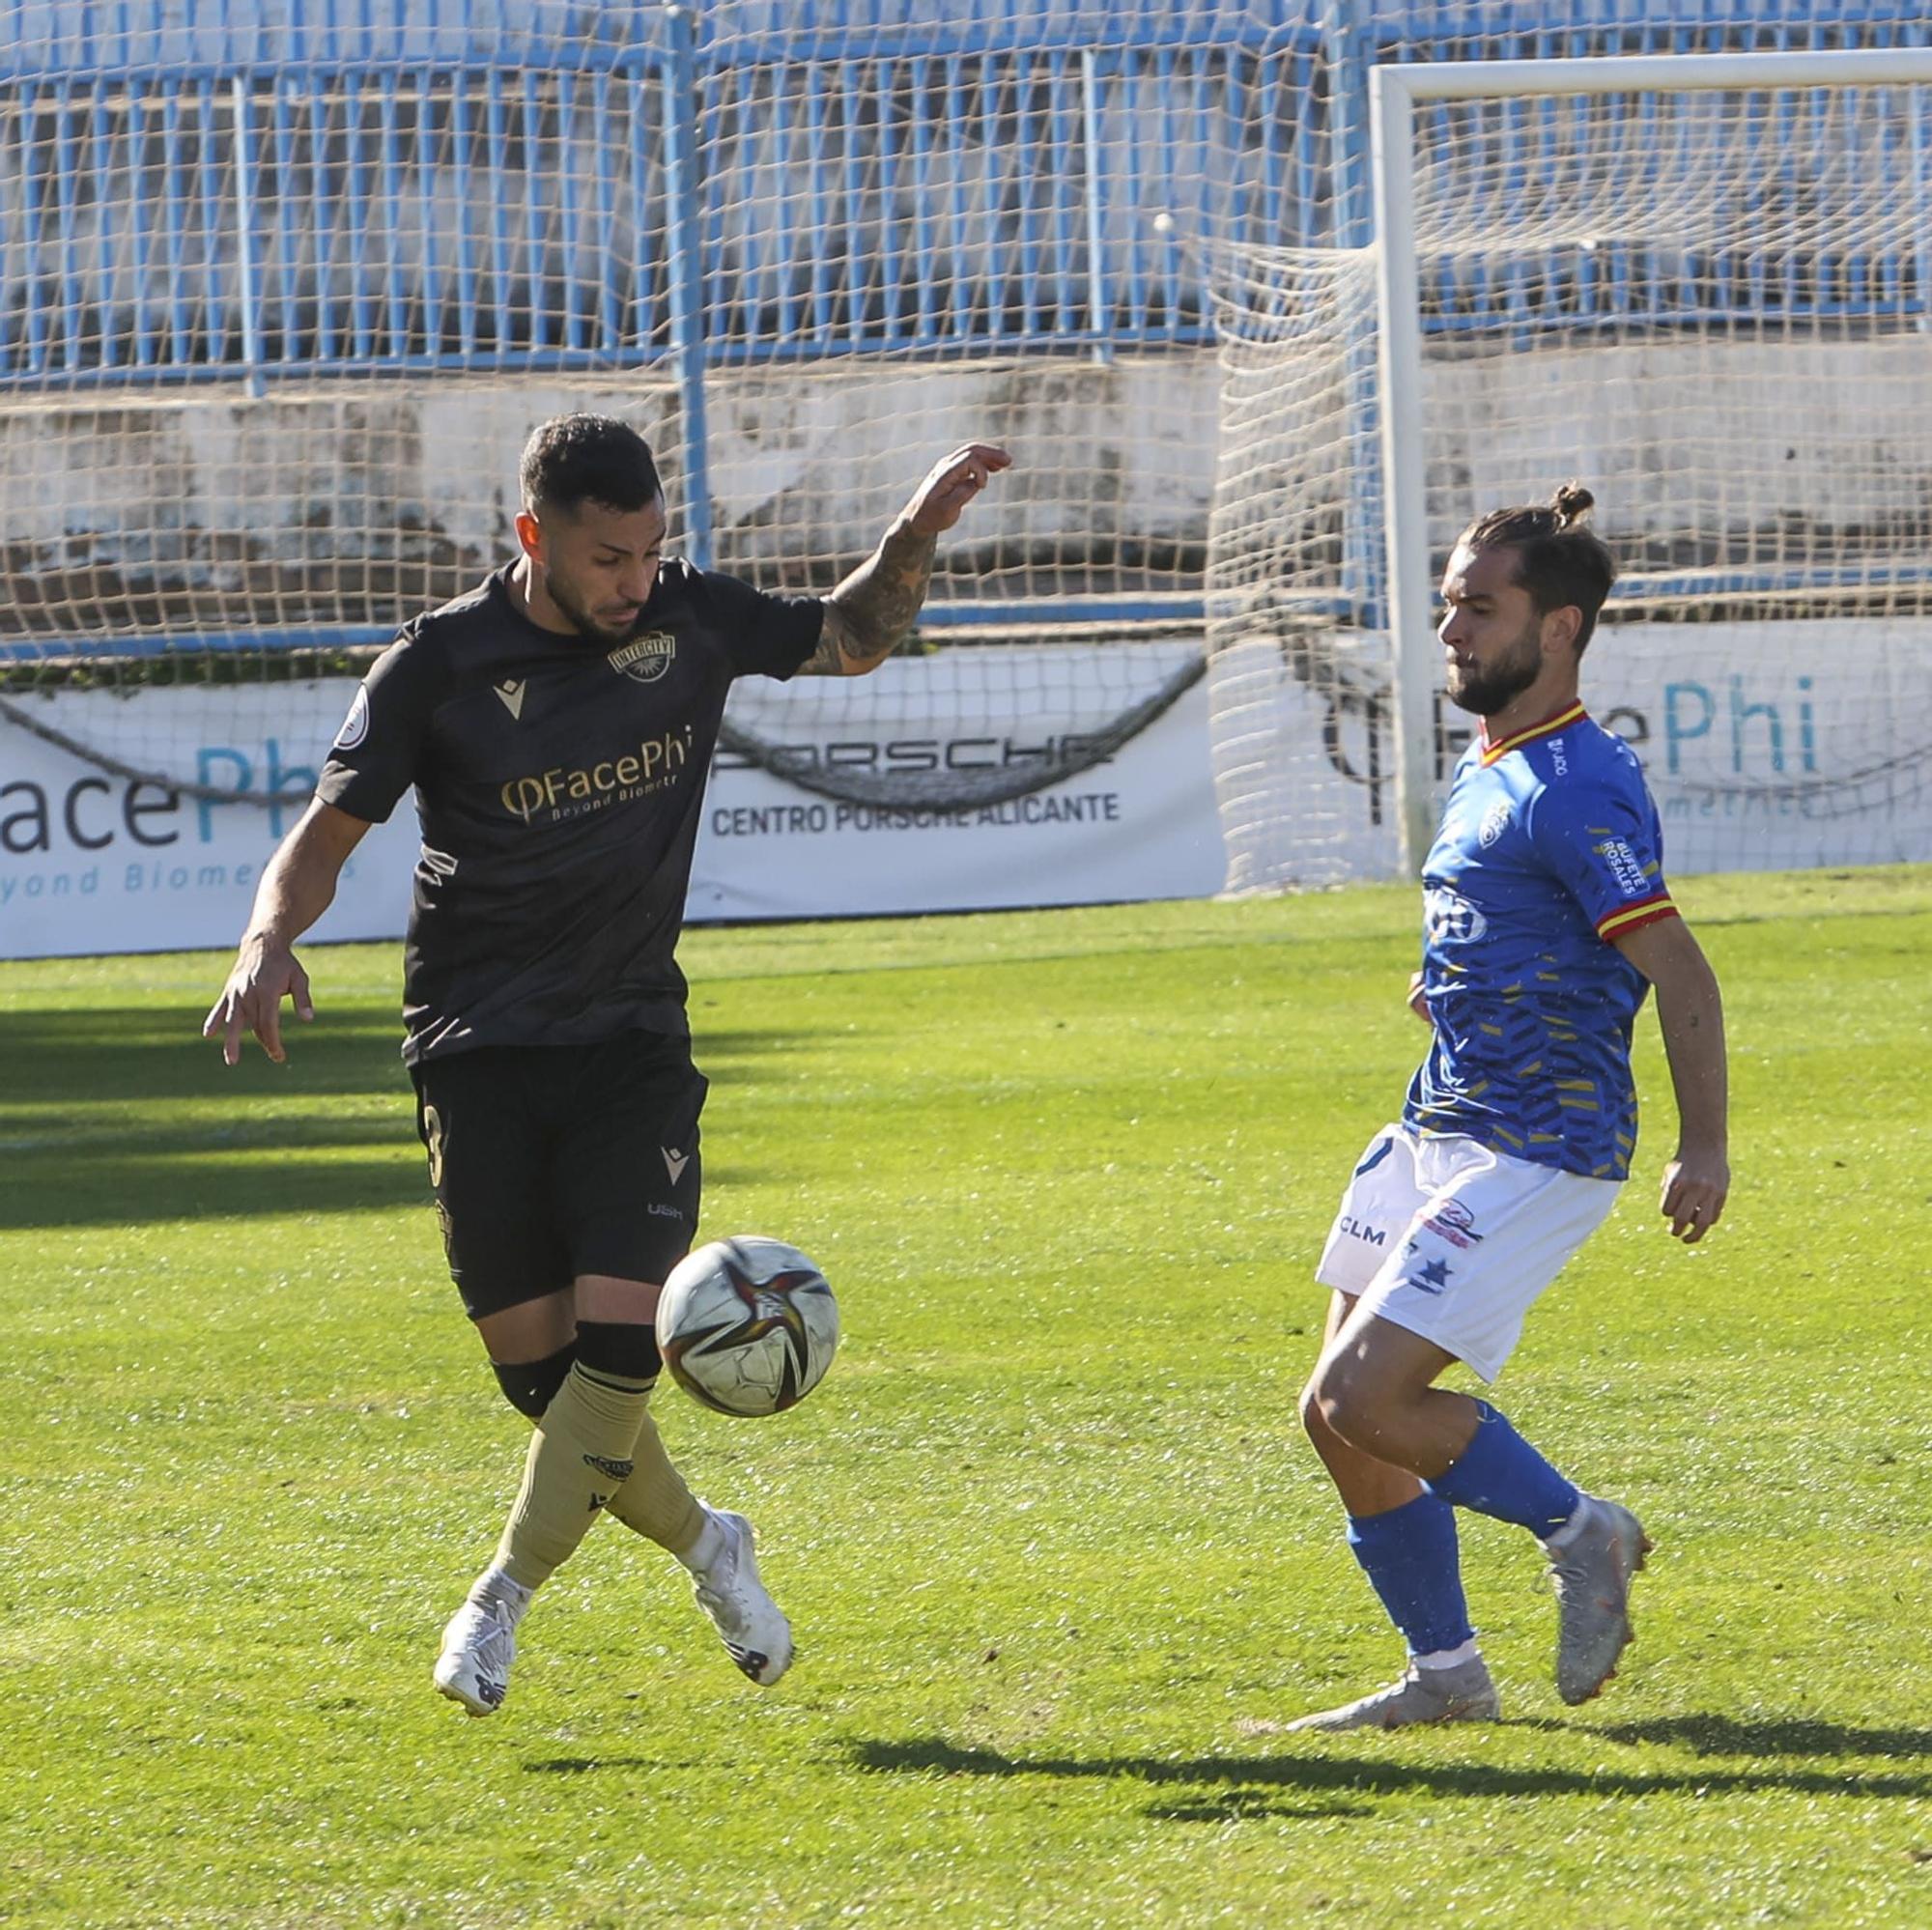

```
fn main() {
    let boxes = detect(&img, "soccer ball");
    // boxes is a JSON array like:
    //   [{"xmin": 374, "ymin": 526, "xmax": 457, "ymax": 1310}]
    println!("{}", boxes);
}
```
[{"xmin": 658, "ymin": 1235, "xmax": 838, "ymax": 1417}]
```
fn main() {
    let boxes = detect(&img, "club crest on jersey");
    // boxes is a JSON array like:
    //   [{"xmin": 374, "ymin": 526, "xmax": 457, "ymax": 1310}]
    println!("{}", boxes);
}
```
[
  {"xmin": 608, "ymin": 632, "xmax": 676, "ymax": 683},
  {"xmin": 1421, "ymin": 1198, "xmax": 1484, "ymax": 1249},
  {"xmin": 1425, "ymin": 885, "xmax": 1489, "ymax": 947}
]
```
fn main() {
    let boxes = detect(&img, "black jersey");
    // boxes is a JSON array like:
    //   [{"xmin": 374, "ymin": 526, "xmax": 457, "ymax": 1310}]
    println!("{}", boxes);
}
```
[{"xmin": 317, "ymin": 559, "xmax": 823, "ymax": 1064}]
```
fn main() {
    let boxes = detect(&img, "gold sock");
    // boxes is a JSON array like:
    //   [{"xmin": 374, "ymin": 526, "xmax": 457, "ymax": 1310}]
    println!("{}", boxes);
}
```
[
  {"xmin": 601, "ymin": 1408, "xmax": 707, "ymax": 1561},
  {"xmin": 493, "ymin": 1362, "xmax": 654, "ymax": 1591}
]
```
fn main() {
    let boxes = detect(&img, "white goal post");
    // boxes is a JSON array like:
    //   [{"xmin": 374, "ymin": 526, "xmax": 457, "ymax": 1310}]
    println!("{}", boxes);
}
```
[{"xmin": 1370, "ymin": 46, "xmax": 1932, "ymax": 876}]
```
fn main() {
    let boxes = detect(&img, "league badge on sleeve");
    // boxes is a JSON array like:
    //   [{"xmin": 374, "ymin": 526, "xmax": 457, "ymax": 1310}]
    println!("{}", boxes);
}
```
[{"xmin": 333, "ymin": 684, "xmax": 371, "ymax": 752}]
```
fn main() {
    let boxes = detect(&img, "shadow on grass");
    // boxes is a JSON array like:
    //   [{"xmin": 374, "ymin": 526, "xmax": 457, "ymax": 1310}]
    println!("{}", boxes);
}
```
[
  {"xmin": 848, "ymin": 1736, "xmax": 1932, "ymax": 1809},
  {"xmin": 1147, "ymin": 1796, "xmax": 1377, "ymax": 1824},
  {"xmin": 3, "ymin": 1003, "xmax": 409, "ymax": 1107},
  {"xmin": 0, "ymin": 1005, "xmax": 785, "ymax": 1231},
  {"xmin": 521, "ymin": 1757, "xmax": 1368, "ymax": 1824},
  {"xmin": 1596, "ymin": 1716, "xmax": 1932, "ymax": 1761},
  {"xmin": 0, "ymin": 1005, "xmax": 413, "ymax": 1228}
]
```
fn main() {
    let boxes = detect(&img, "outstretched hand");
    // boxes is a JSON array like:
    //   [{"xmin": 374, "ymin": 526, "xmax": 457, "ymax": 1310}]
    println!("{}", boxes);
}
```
[
  {"xmin": 203, "ymin": 936, "xmax": 314, "ymax": 1065},
  {"xmin": 899, "ymin": 443, "xmax": 1012, "ymax": 538}
]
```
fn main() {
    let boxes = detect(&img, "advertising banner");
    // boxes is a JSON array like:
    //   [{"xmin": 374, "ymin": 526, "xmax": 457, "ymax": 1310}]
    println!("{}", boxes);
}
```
[
  {"xmin": 0, "ymin": 646, "xmax": 1227, "ymax": 959},
  {"xmin": 692, "ymin": 644, "xmax": 1225, "ymax": 920},
  {"xmin": 7, "ymin": 619, "xmax": 1922, "ymax": 960},
  {"xmin": 1217, "ymin": 618, "xmax": 1932, "ymax": 880},
  {"xmin": 0, "ymin": 687, "xmax": 423, "ymax": 961}
]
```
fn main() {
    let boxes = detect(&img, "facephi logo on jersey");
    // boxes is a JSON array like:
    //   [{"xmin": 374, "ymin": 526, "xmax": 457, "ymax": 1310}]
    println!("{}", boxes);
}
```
[
  {"xmin": 494, "ymin": 679, "xmax": 527, "ymax": 720},
  {"xmin": 609, "ymin": 632, "xmax": 676, "ymax": 683},
  {"xmin": 333, "ymin": 686, "xmax": 371, "ymax": 752},
  {"xmin": 1478, "ymin": 799, "xmax": 1512, "ymax": 848},
  {"xmin": 1425, "ymin": 886, "xmax": 1489, "ymax": 947},
  {"xmin": 498, "ymin": 726, "xmax": 695, "ymax": 821},
  {"xmin": 662, "ymin": 1147, "xmax": 691, "ymax": 1183}
]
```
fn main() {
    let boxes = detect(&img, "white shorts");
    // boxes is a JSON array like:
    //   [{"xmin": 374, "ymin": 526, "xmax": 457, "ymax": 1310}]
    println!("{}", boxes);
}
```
[{"xmin": 1314, "ymin": 1122, "xmax": 1621, "ymax": 1382}]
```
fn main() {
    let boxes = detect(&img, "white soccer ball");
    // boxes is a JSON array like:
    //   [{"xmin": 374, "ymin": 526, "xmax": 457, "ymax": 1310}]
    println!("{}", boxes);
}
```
[{"xmin": 658, "ymin": 1235, "xmax": 838, "ymax": 1418}]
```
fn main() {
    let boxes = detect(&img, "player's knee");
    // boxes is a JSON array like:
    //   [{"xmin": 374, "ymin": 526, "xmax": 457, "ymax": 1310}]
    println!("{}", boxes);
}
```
[
  {"xmin": 1307, "ymin": 1356, "xmax": 1385, "ymax": 1450},
  {"xmin": 493, "ymin": 1343, "xmax": 577, "ymax": 1420},
  {"xmin": 576, "ymin": 1319, "xmax": 663, "ymax": 1384},
  {"xmin": 1297, "ymin": 1375, "xmax": 1337, "ymax": 1446}
]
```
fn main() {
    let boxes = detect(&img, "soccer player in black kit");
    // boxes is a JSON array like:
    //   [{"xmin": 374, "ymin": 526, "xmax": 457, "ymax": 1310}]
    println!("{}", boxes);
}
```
[{"xmin": 205, "ymin": 416, "xmax": 1010, "ymax": 1716}]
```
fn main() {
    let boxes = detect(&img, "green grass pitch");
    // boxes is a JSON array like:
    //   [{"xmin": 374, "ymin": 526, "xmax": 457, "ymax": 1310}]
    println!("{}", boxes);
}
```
[{"xmin": 3, "ymin": 867, "xmax": 1929, "ymax": 1928}]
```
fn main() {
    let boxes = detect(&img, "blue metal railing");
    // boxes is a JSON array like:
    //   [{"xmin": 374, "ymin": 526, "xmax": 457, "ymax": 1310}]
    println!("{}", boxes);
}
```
[
  {"xmin": 0, "ymin": 62, "xmax": 687, "ymax": 385},
  {"xmin": 0, "ymin": 36, "xmax": 1324, "ymax": 386},
  {"xmin": 1374, "ymin": 4, "xmax": 1931, "ymax": 337},
  {"xmin": 684, "ymin": 40, "xmax": 1329, "ymax": 365},
  {"xmin": 1, "ymin": 2, "xmax": 1923, "ymax": 392}
]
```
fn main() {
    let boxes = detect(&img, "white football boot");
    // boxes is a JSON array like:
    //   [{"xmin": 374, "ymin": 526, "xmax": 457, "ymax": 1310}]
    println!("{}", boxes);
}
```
[
  {"xmin": 689, "ymin": 1506, "xmax": 793, "ymax": 1686},
  {"xmin": 433, "ymin": 1581, "xmax": 526, "ymax": 1717},
  {"xmin": 1284, "ymin": 1656, "xmax": 1501, "ymax": 1732}
]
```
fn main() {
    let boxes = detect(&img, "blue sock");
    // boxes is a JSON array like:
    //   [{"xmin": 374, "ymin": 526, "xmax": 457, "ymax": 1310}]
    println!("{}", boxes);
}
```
[
  {"xmin": 1346, "ymin": 1492, "xmax": 1475, "ymax": 1658},
  {"xmin": 1425, "ymin": 1402, "xmax": 1580, "ymax": 1540}
]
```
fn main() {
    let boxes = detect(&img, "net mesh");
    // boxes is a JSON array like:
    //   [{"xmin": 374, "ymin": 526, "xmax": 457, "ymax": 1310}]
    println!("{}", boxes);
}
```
[
  {"xmin": 1207, "ymin": 241, "xmax": 1389, "ymax": 890},
  {"xmin": 3, "ymin": 3, "xmax": 1929, "ymax": 850},
  {"xmin": 1208, "ymin": 43, "xmax": 1932, "ymax": 886},
  {"xmin": 0, "ymin": 0, "xmax": 1254, "ymax": 809}
]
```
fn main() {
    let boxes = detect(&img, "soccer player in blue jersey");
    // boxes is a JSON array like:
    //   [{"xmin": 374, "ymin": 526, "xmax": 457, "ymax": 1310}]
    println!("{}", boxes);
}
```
[{"xmin": 1289, "ymin": 484, "xmax": 1729, "ymax": 1730}]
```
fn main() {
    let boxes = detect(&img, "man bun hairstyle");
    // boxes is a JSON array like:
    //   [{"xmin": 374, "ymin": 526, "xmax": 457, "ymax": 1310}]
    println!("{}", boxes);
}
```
[
  {"xmin": 1459, "ymin": 481, "xmax": 1618, "ymax": 655},
  {"xmin": 520, "ymin": 413, "xmax": 664, "ymax": 520},
  {"xmin": 1550, "ymin": 481, "xmax": 1596, "ymax": 529}
]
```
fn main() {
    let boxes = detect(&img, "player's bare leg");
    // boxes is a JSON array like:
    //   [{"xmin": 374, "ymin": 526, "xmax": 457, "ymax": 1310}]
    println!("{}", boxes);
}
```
[
  {"xmin": 1308, "ymin": 1304, "xmax": 1481, "ymax": 1479},
  {"xmin": 1286, "ymin": 1294, "xmax": 1498, "ymax": 1731},
  {"xmin": 1310, "ymin": 1304, "xmax": 1648, "ymax": 1709},
  {"xmin": 1303, "ymin": 1294, "xmax": 1432, "ymax": 1516}
]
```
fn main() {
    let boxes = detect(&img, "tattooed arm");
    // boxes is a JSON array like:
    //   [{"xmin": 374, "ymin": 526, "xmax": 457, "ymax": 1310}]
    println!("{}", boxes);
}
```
[{"xmin": 800, "ymin": 442, "xmax": 1012, "ymax": 676}]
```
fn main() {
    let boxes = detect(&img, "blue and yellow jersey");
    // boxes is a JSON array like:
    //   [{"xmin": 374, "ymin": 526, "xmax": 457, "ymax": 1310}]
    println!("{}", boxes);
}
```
[{"xmin": 1405, "ymin": 701, "xmax": 1678, "ymax": 1180}]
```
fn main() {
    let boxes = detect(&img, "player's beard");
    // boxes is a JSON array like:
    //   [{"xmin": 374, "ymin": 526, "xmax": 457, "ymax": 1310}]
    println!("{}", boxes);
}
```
[
  {"xmin": 545, "ymin": 571, "xmax": 646, "ymax": 650},
  {"xmin": 1445, "ymin": 620, "xmax": 1543, "ymax": 716}
]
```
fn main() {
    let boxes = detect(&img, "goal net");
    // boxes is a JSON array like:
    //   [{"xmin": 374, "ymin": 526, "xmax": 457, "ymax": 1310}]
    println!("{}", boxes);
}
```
[
  {"xmin": 7, "ymin": 6, "xmax": 1929, "ymax": 873},
  {"xmin": 0, "ymin": 0, "xmax": 1239, "ymax": 816},
  {"xmin": 1210, "ymin": 39, "xmax": 1932, "ymax": 888}
]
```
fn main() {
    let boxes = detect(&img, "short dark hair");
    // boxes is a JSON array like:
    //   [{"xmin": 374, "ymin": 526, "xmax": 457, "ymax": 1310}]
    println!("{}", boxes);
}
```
[
  {"xmin": 1458, "ymin": 482, "xmax": 1618, "ymax": 655},
  {"xmin": 519, "ymin": 414, "xmax": 663, "ymax": 519}
]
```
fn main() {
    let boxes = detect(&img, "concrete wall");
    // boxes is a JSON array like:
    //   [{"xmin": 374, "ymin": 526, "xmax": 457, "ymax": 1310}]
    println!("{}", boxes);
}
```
[
  {"xmin": 1438, "ymin": 334, "xmax": 1932, "ymax": 567},
  {"xmin": 0, "ymin": 355, "xmax": 1223, "ymax": 638},
  {"xmin": 2, "ymin": 334, "xmax": 1930, "ymax": 640}
]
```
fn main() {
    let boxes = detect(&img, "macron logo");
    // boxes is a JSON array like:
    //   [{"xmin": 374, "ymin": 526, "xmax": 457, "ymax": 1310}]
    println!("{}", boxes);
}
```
[
  {"xmin": 494, "ymin": 679, "xmax": 526, "ymax": 720},
  {"xmin": 662, "ymin": 1147, "xmax": 691, "ymax": 1183}
]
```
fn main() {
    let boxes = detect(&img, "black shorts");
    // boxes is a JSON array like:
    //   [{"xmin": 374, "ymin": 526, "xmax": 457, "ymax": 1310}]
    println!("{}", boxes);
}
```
[{"xmin": 409, "ymin": 1032, "xmax": 708, "ymax": 1320}]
